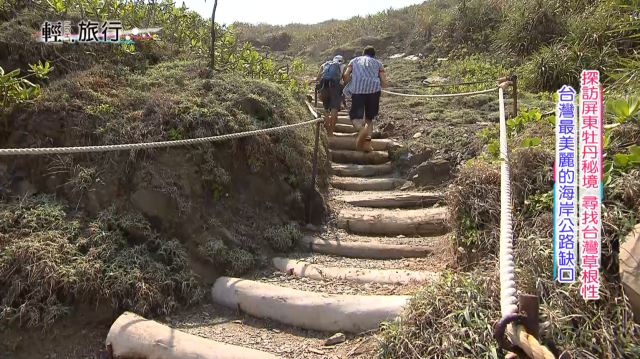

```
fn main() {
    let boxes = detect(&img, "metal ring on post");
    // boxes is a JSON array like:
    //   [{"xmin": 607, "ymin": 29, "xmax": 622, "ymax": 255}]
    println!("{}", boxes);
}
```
[{"xmin": 493, "ymin": 314, "xmax": 528, "ymax": 356}]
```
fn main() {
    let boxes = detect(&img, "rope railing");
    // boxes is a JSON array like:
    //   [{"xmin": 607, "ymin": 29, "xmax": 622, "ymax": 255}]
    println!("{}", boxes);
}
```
[
  {"xmin": 0, "ymin": 116, "xmax": 323, "ymax": 155},
  {"xmin": 493, "ymin": 80, "xmax": 555, "ymax": 359},
  {"xmin": 3, "ymin": 74, "xmax": 557, "ymax": 357},
  {"xmin": 384, "ymin": 76, "xmax": 556, "ymax": 359},
  {"xmin": 381, "ymin": 87, "xmax": 498, "ymax": 98},
  {"xmin": 387, "ymin": 78, "xmax": 498, "ymax": 90}
]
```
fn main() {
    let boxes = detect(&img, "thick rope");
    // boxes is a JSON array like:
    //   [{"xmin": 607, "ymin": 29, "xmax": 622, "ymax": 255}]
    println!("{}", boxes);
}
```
[
  {"xmin": 498, "ymin": 84, "xmax": 555, "ymax": 359},
  {"xmin": 0, "ymin": 114, "xmax": 323, "ymax": 156},
  {"xmin": 381, "ymin": 87, "xmax": 498, "ymax": 98},
  {"xmin": 498, "ymin": 84, "xmax": 518, "ymax": 319}
]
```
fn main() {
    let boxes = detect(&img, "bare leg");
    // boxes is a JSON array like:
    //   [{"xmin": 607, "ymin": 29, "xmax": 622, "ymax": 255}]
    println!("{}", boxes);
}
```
[
  {"xmin": 362, "ymin": 120, "xmax": 373, "ymax": 153},
  {"xmin": 355, "ymin": 119, "xmax": 367, "ymax": 151},
  {"xmin": 324, "ymin": 109, "xmax": 332, "ymax": 136},
  {"xmin": 330, "ymin": 109, "xmax": 339, "ymax": 136}
]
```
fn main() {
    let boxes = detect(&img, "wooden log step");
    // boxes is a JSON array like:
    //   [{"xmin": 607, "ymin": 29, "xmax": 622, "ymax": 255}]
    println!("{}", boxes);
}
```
[
  {"xmin": 337, "ymin": 207, "xmax": 449, "ymax": 237},
  {"xmin": 329, "ymin": 150, "xmax": 390, "ymax": 165},
  {"xmin": 335, "ymin": 192, "xmax": 443, "ymax": 208},
  {"xmin": 212, "ymin": 277, "xmax": 409, "ymax": 333},
  {"xmin": 301, "ymin": 236, "xmax": 433, "ymax": 259},
  {"xmin": 336, "ymin": 116, "xmax": 352, "ymax": 125},
  {"xmin": 328, "ymin": 136, "xmax": 392, "ymax": 151},
  {"xmin": 333, "ymin": 130, "xmax": 382, "ymax": 139},
  {"xmin": 331, "ymin": 177, "xmax": 407, "ymax": 191},
  {"xmin": 315, "ymin": 106, "xmax": 348, "ymax": 116},
  {"xmin": 331, "ymin": 163, "xmax": 394, "ymax": 177},
  {"xmin": 333, "ymin": 124, "xmax": 357, "ymax": 134},
  {"xmin": 273, "ymin": 258, "xmax": 437, "ymax": 285},
  {"xmin": 105, "ymin": 312, "xmax": 283, "ymax": 358}
]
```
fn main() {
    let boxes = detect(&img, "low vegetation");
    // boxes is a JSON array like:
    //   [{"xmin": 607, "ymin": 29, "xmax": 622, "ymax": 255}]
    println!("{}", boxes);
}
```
[
  {"xmin": 234, "ymin": 4, "xmax": 640, "ymax": 353},
  {"xmin": 0, "ymin": 195, "xmax": 204, "ymax": 327},
  {"xmin": 1, "ymin": 0, "xmax": 640, "ymax": 357},
  {"xmin": 237, "ymin": 0, "xmax": 639, "ymax": 94},
  {"xmin": 377, "ymin": 95, "xmax": 640, "ymax": 356},
  {"xmin": 0, "ymin": 0, "xmax": 330, "ymax": 331}
]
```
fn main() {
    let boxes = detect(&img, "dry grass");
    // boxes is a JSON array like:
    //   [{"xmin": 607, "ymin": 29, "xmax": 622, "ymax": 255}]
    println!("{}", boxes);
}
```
[
  {"xmin": 264, "ymin": 222, "xmax": 303, "ymax": 252},
  {"xmin": 198, "ymin": 238, "xmax": 255, "ymax": 277},
  {"xmin": 378, "ymin": 234, "xmax": 640, "ymax": 358},
  {"xmin": 1, "ymin": 57, "xmax": 331, "ymax": 329},
  {"xmin": 0, "ymin": 195, "xmax": 204, "ymax": 328},
  {"xmin": 379, "ymin": 99, "xmax": 640, "ymax": 358},
  {"xmin": 7, "ymin": 59, "xmax": 329, "ymax": 190},
  {"xmin": 445, "ymin": 160, "xmax": 501, "ymax": 266}
]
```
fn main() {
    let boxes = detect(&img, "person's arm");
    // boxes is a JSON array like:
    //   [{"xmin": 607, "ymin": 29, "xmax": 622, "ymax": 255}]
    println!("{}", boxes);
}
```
[
  {"xmin": 315, "ymin": 64, "xmax": 323, "ymax": 82},
  {"xmin": 343, "ymin": 60, "xmax": 352, "ymax": 83},
  {"xmin": 378, "ymin": 62, "xmax": 389, "ymax": 88}
]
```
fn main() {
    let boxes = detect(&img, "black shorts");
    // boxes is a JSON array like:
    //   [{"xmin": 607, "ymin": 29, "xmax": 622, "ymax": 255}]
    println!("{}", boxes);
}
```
[
  {"xmin": 349, "ymin": 91, "xmax": 381, "ymax": 121},
  {"xmin": 320, "ymin": 81, "xmax": 343, "ymax": 111}
]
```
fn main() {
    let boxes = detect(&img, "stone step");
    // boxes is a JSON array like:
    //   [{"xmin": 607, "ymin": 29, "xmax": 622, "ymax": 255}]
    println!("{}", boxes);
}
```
[
  {"xmin": 301, "ymin": 236, "xmax": 434, "ymax": 259},
  {"xmin": 273, "ymin": 258, "xmax": 437, "ymax": 285},
  {"xmin": 337, "ymin": 207, "xmax": 449, "ymax": 237},
  {"xmin": 331, "ymin": 163, "xmax": 394, "ymax": 177},
  {"xmin": 211, "ymin": 277, "xmax": 409, "ymax": 333},
  {"xmin": 331, "ymin": 177, "xmax": 407, "ymax": 191},
  {"xmin": 335, "ymin": 192, "xmax": 443, "ymax": 208},
  {"xmin": 329, "ymin": 149, "xmax": 390, "ymax": 165}
]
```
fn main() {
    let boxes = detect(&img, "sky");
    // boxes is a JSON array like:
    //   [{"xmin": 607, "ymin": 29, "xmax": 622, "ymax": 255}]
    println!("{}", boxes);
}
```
[{"xmin": 181, "ymin": 0, "xmax": 426, "ymax": 26}]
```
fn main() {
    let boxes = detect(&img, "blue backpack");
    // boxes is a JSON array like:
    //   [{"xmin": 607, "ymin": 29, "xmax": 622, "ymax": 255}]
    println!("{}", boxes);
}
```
[{"xmin": 321, "ymin": 60, "xmax": 342, "ymax": 84}]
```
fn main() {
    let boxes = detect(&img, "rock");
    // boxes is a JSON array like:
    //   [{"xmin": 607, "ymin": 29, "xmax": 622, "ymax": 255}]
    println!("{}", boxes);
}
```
[
  {"xmin": 374, "ymin": 130, "xmax": 387, "ymax": 139},
  {"xmin": 380, "ymin": 123, "xmax": 395, "ymax": 137},
  {"xmin": 409, "ymin": 159, "xmax": 452, "ymax": 187},
  {"xmin": 413, "ymin": 132, "xmax": 422, "ymax": 139},
  {"xmin": 325, "ymin": 333, "xmax": 346, "ymax": 346},
  {"xmin": 387, "ymin": 140, "xmax": 403, "ymax": 153},
  {"xmin": 398, "ymin": 148, "xmax": 433, "ymax": 170},
  {"xmin": 308, "ymin": 348, "xmax": 324, "ymax": 354},
  {"xmin": 619, "ymin": 223, "xmax": 640, "ymax": 323}
]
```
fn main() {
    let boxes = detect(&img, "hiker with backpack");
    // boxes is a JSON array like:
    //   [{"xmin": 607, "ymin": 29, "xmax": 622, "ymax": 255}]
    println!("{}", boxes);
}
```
[
  {"xmin": 315, "ymin": 55, "xmax": 347, "ymax": 137},
  {"xmin": 342, "ymin": 46, "xmax": 389, "ymax": 152}
]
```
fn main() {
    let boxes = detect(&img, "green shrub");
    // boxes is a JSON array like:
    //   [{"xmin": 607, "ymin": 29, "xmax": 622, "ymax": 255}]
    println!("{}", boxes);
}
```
[{"xmin": 264, "ymin": 222, "xmax": 302, "ymax": 252}]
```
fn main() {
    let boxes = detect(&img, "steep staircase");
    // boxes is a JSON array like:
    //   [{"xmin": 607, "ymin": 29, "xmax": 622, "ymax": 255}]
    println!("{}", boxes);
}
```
[{"xmin": 198, "ymin": 101, "xmax": 453, "ymax": 357}]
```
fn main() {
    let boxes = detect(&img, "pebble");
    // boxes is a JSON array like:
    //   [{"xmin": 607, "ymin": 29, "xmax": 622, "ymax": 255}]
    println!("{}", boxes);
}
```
[{"xmin": 325, "ymin": 332, "xmax": 346, "ymax": 346}]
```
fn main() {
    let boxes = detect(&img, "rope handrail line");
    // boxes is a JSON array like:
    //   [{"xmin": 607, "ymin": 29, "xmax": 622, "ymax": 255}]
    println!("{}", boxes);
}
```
[
  {"xmin": 497, "ymin": 84, "xmax": 556, "ymax": 359},
  {"xmin": 381, "ymin": 87, "xmax": 498, "ymax": 98},
  {"xmin": 389, "ymin": 78, "xmax": 497, "ymax": 89},
  {"xmin": 0, "ymin": 117, "xmax": 324, "ymax": 156}
]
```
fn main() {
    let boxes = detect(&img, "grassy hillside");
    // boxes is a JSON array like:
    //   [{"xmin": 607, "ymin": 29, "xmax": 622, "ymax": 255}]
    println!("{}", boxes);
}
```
[
  {"xmin": 234, "ymin": 1, "xmax": 640, "ymax": 357},
  {"xmin": 235, "ymin": 0, "xmax": 639, "ymax": 94},
  {"xmin": 0, "ymin": 2, "xmax": 330, "ymax": 336}
]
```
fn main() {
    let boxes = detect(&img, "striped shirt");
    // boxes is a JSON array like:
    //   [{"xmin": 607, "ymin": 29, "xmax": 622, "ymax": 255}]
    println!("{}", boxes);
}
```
[{"xmin": 347, "ymin": 55, "xmax": 385, "ymax": 94}]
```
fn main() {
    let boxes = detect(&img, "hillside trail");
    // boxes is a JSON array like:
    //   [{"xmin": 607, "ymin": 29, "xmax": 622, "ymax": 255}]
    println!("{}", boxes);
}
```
[{"xmin": 164, "ymin": 98, "xmax": 454, "ymax": 358}]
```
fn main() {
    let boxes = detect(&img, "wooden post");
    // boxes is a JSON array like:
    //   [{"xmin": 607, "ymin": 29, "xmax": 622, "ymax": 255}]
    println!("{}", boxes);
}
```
[
  {"xmin": 307, "ymin": 121, "xmax": 321, "ymax": 223},
  {"xmin": 511, "ymin": 75, "xmax": 518, "ymax": 118}
]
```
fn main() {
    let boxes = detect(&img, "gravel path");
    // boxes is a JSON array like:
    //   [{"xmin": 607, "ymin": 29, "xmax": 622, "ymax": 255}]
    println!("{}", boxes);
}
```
[{"xmin": 167, "ymin": 304, "xmax": 379, "ymax": 358}]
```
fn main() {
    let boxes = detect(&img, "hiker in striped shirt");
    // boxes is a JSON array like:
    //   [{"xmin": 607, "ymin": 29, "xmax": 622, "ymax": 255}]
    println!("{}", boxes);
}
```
[{"xmin": 342, "ymin": 46, "xmax": 389, "ymax": 152}]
